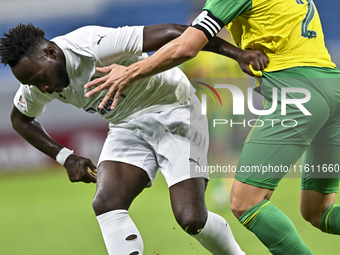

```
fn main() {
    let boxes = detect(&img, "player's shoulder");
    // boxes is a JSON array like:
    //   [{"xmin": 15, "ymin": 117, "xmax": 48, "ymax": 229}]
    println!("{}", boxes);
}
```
[
  {"xmin": 53, "ymin": 26, "xmax": 98, "ymax": 41},
  {"xmin": 14, "ymin": 83, "xmax": 55, "ymax": 108},
  {"xmin": 20, "ymin": 83, "xmax": 53, "ymax": 98},
  {"xmin": 51, "ymin": 26, "xmax": 106, "ymax": 54}
]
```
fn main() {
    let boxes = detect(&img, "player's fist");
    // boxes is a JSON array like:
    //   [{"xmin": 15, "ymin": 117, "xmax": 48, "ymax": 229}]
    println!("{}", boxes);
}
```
[
  {"xmin": 64, "ymin": 154, "xmax": 97, "ymax": 183},
  {"xmin": 235, "ymin": 49, "xmax": 269, "ymax": 76}
]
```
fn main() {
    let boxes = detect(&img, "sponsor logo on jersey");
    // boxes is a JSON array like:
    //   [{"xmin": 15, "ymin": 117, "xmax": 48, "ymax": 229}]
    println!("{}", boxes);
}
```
[
  {"xmin": 84, "ymin": 94, "xmax": 126, "ymax": 115},
  {"xmin": 189, "ymin": 157, "xmax": 200, "ymax": 167},
  {"xmin": 59, "ymin": 94, "xmax": 66, "ymax": 99},
  {"xmin": 97, "ymin": 99, "xmax": 114, "ymax": 115},
  {"xmin": 85, "ymin": 107, "xmax": 97, "ymax": 113},
  {"xmin": 97, "ymin": 35, "xmax": 106, "ymax": 45}
]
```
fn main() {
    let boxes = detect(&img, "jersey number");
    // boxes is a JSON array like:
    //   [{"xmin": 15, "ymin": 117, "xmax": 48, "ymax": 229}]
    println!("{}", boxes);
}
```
[{"xmin": 295, "ymin": 0, "xmax": 317, "ymax": 39}]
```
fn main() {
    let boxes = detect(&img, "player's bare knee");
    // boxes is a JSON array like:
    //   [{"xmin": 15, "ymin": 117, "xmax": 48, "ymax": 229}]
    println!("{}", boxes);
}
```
[
  {"xmin": 179, "ymin": 217, "xmax": 206, "ymax": 235},
  {"xmin": 230, "ymin": 199, "xmax": 249, "ymax": 219},
  {"xmin": 300, "ymin": 210, "xmax": 322, "ymax": 228},
  {"xmin": 175, "ymin": 212, "xmax": 207, "ymax": 235},
  {"xmin": 306, "ymin": 216, "xmax": 322, "ymax": 228},
  {"xmin": 92, "ymin": 191, "xmax": 127, "ymax": 216},
  {"xmin": 231, "ymin": 205, "xmax": 248, "ymax": 219},
  {"xmin": 92, "ymin": 193, "xmax": 109, "ymax": 215}
]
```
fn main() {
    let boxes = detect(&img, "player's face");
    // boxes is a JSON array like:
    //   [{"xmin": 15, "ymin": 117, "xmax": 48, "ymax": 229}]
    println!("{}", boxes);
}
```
[{"xmin": 11, "ymin": 55, "xmax": 70, "ymax": 94}]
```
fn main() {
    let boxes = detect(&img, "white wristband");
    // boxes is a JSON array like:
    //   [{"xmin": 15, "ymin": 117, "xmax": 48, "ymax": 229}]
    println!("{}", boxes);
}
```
[{"xmin": 56, "ymin": 148, "xmax": 74, "ymax": 166}]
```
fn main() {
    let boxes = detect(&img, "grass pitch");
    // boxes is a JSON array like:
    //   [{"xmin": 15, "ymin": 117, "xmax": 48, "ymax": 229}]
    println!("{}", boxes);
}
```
[{"xmin": 0, "ymin": 167, "xmax": 339, "ymax": 254}]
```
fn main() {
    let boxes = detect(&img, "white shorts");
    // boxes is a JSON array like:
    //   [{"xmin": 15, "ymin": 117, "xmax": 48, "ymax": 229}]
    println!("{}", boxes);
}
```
[{"xmin": 98, "ymin": 95, "xmax": 209, "ymax": 187}]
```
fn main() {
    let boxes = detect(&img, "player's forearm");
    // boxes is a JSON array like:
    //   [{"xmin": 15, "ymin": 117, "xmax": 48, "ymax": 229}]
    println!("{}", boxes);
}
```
[
  {"xmin": 130, "ymin": 38, "xmax": 194, "ymax": 81},
  {"xmin": 203, "ymin": 36, "xmax": 245, "ymax": 61},
  {"xmin": 11, "ymin": 110, "xmax": 64, "ymax": 159},
  {"xmin": 13, "ymin": 121, "xmax": 64, "ymax": 159}
]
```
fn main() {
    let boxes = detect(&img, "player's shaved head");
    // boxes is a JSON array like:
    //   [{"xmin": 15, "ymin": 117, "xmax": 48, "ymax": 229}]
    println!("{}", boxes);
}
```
[{"xmin": 0, "ymin": 23, "xmax": 47, "ymax": 67}]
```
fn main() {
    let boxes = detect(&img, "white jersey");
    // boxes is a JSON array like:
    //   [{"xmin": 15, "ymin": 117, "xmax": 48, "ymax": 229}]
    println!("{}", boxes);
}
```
[{"xmin": 13, "ymin": 25, "xmax": 192, "ymax": 124}]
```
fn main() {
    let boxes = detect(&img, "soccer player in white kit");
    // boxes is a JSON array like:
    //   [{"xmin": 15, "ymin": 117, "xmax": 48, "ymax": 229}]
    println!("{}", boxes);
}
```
[{"xmin": 0, "ymin": 23, "xmax": 267, "ymax": 254}]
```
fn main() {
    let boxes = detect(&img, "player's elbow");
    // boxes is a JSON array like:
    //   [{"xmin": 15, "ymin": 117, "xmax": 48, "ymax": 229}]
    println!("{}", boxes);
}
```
[
  {"xmin": 10, "ymin": 115, "xmax": 22, "ymax": 132},
  {"xmin": 10, "ymin": 107, "xmax": 31, "ymax": 133},
  {"xmin": 10, "ymin": 112, "xmax": 19, "ymax": 131}
]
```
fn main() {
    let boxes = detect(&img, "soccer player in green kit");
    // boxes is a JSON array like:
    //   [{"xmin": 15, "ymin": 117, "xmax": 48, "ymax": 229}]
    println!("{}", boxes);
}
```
[{"xmin": 84, "ymin": 0, "xmax": 340, "ymax": 254}]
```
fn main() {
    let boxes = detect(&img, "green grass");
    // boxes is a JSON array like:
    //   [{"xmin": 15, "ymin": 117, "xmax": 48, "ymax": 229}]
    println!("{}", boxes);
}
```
[{"xmin": 0, "ymin": 167, "xmax": 339, "ymax": 254}]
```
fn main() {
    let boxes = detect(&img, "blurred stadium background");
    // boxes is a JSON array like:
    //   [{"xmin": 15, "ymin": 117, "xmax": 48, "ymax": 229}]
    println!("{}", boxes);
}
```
[{"xmin": 0, "ymin": 0, "xmax": 340, "ymax": 254}]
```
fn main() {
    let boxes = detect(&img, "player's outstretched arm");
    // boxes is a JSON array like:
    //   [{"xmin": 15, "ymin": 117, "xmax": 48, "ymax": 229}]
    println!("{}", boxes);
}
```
[
  {"xmin": 84, "ymin": 26, "xmax": 269, "ymax": 109},
  {"xmin": 142, "ymin": 23, "xmax": 269, "ymax": 76},
  {"xmin": 10, "ymin": 106, "xmax": 97, "ymax": 183}
]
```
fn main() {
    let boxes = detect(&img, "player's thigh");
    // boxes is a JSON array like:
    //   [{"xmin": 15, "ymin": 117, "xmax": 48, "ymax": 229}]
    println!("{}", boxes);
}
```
[
  {"xmin": 93, "ymin": 127, "xmax": 159, "ymax": 214},
  {"xmin": 232, "ymin": 143, "xmax": 307, "ymax": 218},
  {"xmin": 232, "ymin": 142, "xmax": 306, "ymax": 217},
  {"xmin": 98, "ymin": 127, "xmax": 160, "ymax": 187},
  {"xmin": 95, "ymin": 161, "xmax": 150, "ymax": 210}
]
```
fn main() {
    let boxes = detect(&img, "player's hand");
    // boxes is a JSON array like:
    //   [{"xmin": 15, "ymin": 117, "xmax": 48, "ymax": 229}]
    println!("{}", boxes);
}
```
[
  {"xmin": 84, "ymin": 64, "xmax": 133, "ymax": 110},
  {"xmin": 235, "ymin": 49, "xmax": 269, "ymax": 76},
  {"xmin": 64, "ymin": 154, "xmax": 97, "ymax": 183}
]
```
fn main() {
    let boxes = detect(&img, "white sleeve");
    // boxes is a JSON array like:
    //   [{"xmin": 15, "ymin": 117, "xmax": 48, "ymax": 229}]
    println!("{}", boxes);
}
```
[
  {"xmin": 13, "ymin": 84, "xmax": 53, "ymax": 118},
  {"xmin": 91, "ymin": 25, "xmax": 144, "ymax": 66}
]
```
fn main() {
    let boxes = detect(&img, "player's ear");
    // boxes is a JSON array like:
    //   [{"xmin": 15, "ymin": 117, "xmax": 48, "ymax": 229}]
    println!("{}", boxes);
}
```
[{"xmin": 43, "ymin": 43, "xmax": 57, "ymax": 60}]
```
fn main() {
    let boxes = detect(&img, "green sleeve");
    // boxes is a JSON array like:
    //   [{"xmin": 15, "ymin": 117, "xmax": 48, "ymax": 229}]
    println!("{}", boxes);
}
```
[{"xmin": 203, "ymin": 0, "xmax": 252, "ymax": 25}]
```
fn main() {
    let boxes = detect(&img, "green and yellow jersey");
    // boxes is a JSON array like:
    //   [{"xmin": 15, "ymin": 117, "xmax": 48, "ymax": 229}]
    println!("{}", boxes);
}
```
[{"xmin": 191, "ymin": 0, "xmax": 335, "ymax": 73}]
